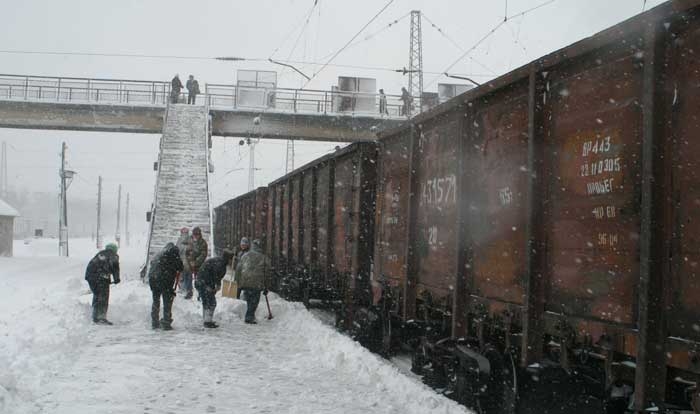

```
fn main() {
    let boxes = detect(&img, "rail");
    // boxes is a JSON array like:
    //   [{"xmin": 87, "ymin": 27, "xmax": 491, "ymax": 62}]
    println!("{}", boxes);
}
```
[{"xmin": 0, "ymin": 74, "xmax": 414, "ymax": 118}]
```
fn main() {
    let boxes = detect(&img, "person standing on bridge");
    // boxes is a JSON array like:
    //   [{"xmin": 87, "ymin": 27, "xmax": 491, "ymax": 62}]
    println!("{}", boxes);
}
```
[
  {"xmin": 171, "ymin": 74, "xmax": 184, "ymax": 104},
  {"xmin": 400, "ymin": 87, "xmax": 413, "ymax": 117},
  {"xmin": 84, "ymin": 243, "xmax": 120, "ymax": 325},
  {"xmin": 378, "ymin": 89, "xmax": 388, "ymax": 116},
  {"xmin": 148, "ymin": 242, "xmax": 183, "ymax": 330},
  {"xmin": 176, "ymin": 227, "xmax": 194, "ymax": 299},
  {"xmin": 195, "ymin": 250, "xmax": 235, "ymax": 328},
  {"xmin": 186, "ymin": 75, "xmax": 200, "ymax": 105},
  {"xmin": 235, "ymin": 239, "xmax": 270, "ymax": 324}
]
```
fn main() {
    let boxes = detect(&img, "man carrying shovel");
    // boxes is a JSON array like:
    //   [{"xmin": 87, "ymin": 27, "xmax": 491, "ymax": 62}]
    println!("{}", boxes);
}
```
[{"xmin": 235, "ymin": 239, "xmax": 271, "ymax": 324}]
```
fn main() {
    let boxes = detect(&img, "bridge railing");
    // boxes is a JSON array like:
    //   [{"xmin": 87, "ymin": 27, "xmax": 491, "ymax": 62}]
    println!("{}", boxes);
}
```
[
  {"xmin": 0, "ymin": 74, "xmax": 171, "ymax": 105},
  {"xmin": 205, "ymin": 83, "xmax": 408, "ymax": 117},
  {"xmin": 0, "ymin": 74, "xmax": 415, "ymax": 117}
]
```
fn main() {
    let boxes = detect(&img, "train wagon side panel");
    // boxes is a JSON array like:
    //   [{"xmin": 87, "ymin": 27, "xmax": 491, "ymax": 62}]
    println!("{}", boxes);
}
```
[
  {"xmin": 465, "ymin": 83, "xmax": 530, "ymax": 306},
  {"xmin": 411, "ymin": 111, "xmax": 461, "ymax": 301},
  {"xmin": 291, "ymin": 176, "xmax": 302, "ymax": 266},
  {"xmin": 542, "ymin": 45, "xmax": 644, "ymax": 326},
  {"xmin": 374, "ymin": 132, "xmax": 411, "ymax": 295},
  {"xmin": 254, "ymin": 187, "xmax": 268, "ymax": 249},
  {"xmin": 302, "ymin": 170, "xmax": 315, "ymax": 266},
  {"xmin": 266, "ymin": 186, "xmax": 275, "ymax": 259},
  {"xmin": 316, "ymin": 162, "xmax": 332, "ymax": 275},
  {"xmin": 665, "ymin": 14, "xmax": 700, "ymax": 345}
]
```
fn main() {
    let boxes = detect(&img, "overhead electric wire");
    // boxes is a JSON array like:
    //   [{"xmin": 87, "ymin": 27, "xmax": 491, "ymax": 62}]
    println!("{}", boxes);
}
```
[
  {"xmin": 426, "ymin": 0, "xmax": 557, "ymax": 88},
  {"xmin": 426, "ymin": 20, "xmax": 506, "ymax": 89},
  {"xmin": 268, "ymin": 1, "xmax": 320, "ymax": 60},
  {"xmin": 302, "ymin": 0, "xmax": 395, "ymax": 89},
  {"xmin": 421, "ymin": 14, "xmax": 497, "ymax": 75},
  {"xmin": 317, "ymin": 11, "xmax": 411, "ymax": 62},
  {"xmin": 0, "ymin": 49, "xmax": 218, "ymax": 61}
]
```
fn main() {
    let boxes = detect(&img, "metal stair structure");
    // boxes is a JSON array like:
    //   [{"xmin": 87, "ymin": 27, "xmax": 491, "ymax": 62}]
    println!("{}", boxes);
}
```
[{"xmin": 146, "ymin": 103, "xmax": 212, "ymax": 265}]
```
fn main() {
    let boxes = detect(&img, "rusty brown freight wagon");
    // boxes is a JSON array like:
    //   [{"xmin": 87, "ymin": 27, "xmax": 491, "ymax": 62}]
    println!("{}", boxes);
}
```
[
  {"xmin": 369, "ymin": 1, "xmax": 700, "ymax": 413},
  {"xmin": 266, "ymin": 142, "xmax": 378, "ymax": 318},
  {"xmin": 213, "ymin": 187, "xmax": 267, "ymax": 256}
]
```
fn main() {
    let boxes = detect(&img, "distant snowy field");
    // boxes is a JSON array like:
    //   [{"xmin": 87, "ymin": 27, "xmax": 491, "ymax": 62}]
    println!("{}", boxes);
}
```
[{"xmin": 0, "ymin": 238, "xmax": 470, "ymax": 414}]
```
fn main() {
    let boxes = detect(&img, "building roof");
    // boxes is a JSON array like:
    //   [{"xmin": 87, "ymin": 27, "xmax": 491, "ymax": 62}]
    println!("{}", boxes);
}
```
[{"xmin": 0, "ymin": 199, "xmax": 19, "ymax": 217}]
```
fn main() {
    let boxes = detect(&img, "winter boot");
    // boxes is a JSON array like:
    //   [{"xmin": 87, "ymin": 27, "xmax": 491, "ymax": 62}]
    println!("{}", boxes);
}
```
[
  {"xmin": 160, "ymin": 320, "xmax": 173, "ymax": 331},
  {"xmin": 96, "ymin": 319, "xmax": 113, "ymax": 325},
  {"xmin": 152, "ymin": 320, "xmax": 161, "ymax": 329},
  {"xmin": 203, "ymin": 309, "xmax": 218, "ymax": 328}
]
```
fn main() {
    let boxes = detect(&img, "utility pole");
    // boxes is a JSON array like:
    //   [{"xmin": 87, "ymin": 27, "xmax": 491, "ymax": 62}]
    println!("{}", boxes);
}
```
[
  {"xmin": 96, "ymin": 176, "xmax": 102, "ymax": 249},
  {"xmin": 248, "ymin": 142, "xmax": 256, "ymax": 191},
  {"xmin": 115, "ymin": 184, "xmax": 121, "ymax": 246},
  {"xmin": 0, "ymin": 141, "xmax": 7, "ymax": 199},
  {"xmin": 58, "ymin": 142, "xmax": 75, "ymax": 257},
  {"xmin": 125, "ymin": 192, "xmax": 130, "ymax": 247},
  {"xmin": 408, "ymin": 10, "xmax": 424, "ymax": 114},
  {"xmin": 285, "ymin": 139, "xmax": 295, "ymax": 174}
]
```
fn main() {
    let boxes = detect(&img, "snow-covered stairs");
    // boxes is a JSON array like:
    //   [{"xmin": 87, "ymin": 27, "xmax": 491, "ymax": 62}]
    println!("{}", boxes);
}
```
[{"xmin": 147, "ymin": 104, "xmax": 211, "ymax": 263}]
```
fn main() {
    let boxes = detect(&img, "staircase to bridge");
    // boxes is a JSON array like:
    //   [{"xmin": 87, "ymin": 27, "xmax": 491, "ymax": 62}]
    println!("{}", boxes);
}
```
[{"xmin": 146, "ymin": 103, "xmax": 212, "ymax": 264}]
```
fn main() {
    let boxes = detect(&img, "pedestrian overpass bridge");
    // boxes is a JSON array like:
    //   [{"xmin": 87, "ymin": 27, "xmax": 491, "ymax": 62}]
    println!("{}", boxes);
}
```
[{"xmin": 0, "ymin": 74, "xmax": 406, "ymax": 142}]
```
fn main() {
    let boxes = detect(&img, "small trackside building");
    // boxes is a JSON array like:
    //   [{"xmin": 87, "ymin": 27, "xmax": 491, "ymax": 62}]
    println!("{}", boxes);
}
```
[{"xmin": 0, "ymin": 199, "xmax": 19, "ymax": 257}]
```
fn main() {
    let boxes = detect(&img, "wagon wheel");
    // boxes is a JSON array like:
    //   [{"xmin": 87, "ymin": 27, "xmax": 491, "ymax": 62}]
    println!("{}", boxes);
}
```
[{"xmin": 479, "ymin": 347, "xmax": 518, "ymax": 414}]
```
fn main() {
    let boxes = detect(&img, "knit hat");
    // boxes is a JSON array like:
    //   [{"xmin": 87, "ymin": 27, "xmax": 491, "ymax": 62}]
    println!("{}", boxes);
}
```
[
  {"xmin": 240, "ymin": 237, "xmax": 250, "ymax": 246},
  {"xmin": 105, "ymin": 243, "xmax": 118, "ymax": 253}
]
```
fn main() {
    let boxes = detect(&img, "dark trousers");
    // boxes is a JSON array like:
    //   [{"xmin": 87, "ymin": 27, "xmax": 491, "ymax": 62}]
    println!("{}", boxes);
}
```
[
  {"xmin": 181, "ymin": 271, "xmax": 193, "ymax": 294},
  {"xmin": 243, "ymin": 289, "xmax": 261, "ymax": 322},
  {"xmin": 88, "ymin": 279, "xmax": 110, "ymax": 322},
  {"xmin": 151, "ymin": 286, "xmax": 175, "ymax": 326},
  {"xmin": 171, "ymin": 91, "xmax": 180, "ymax": 104},
  {"xmin": 187, "ymin": 93, "xmax": 197, "ymax": 104},
  {"xmin": 199, "ymin": 286, "xmax": 217, "ymax": 311}
]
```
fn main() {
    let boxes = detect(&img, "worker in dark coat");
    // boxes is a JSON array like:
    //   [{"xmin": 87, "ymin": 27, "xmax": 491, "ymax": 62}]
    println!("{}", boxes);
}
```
[
  {"xmin": 176, "ymin": 227, "xmax": 193, "ymax": 299},
  {"xmin": 186, "ymin": 75, "xmax": 200, "ymax": 104},
  {"xmin": 171, "ymin": 74, "xmax": 184, "ymax": 104},
  {"xmin": 84, "ymin": 243, "xmax": 120, "ymax": 325},
  {"xmin": 186, "ymin": 227, "xmax": 208, "ymax": 282},
  {"xmin": 233, "ymin": 237, "xmax": 250, "ymax": 299},
  {"xmin": 195, "ymin": 250, "xmax": 234, "ymax": 328},
  {"xmin": 235, "ymin": 240, "xmax": 270, "ymax": 324},
  {"xmin": 148, "ymin": 243, "xmax": 184, "ymax": 330}
]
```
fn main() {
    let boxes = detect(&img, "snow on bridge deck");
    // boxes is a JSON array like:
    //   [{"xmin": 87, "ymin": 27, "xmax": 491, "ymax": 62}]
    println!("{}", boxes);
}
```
[{"xmin": 0, "ymin": 238, "xmax": 470, "ymax": 414}]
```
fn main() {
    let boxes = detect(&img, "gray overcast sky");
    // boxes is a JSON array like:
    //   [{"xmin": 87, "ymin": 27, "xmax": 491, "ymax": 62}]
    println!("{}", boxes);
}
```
[{"xmin": 0, "ymin": 0, "xmax": 666, "ymax": 233}]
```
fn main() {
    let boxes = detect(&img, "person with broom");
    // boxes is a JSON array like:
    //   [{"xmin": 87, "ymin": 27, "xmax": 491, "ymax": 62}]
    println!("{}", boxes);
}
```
[{"xmin": 235, "ymin": 239, "xmax": 271, "ymax": 324}]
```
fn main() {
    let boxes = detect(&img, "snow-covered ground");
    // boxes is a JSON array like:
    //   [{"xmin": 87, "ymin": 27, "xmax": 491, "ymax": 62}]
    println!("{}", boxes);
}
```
[{"xmin": 0, "ymin": 238, "xmax": 470, "ymax": 414}]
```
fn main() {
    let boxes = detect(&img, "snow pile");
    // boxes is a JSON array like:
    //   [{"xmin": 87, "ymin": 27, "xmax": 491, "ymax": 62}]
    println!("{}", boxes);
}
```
[{"xmin": 0, "ymin": 238, "xmax": 470, "ymax": 414}]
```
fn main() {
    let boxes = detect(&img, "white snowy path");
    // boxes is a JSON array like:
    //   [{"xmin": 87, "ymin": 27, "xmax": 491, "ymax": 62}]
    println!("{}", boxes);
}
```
[{"xmin": 0, "ymin": 239, "xmax": 469, "ymax": 414}]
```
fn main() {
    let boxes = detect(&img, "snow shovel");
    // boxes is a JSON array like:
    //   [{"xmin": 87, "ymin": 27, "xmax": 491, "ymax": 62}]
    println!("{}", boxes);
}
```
[{"xmin": 264, "ymin": 291, "xmax": 273, "ymax": 320}]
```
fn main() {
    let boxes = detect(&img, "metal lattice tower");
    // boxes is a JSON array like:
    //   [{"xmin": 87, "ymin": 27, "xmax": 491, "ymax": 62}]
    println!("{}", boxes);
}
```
[
  {"xmin": 285, "ymin": 139, "xmax": 295, "ymax": 174},
  {"xmin": 408, "ymin": 10, "xmax": 424, "ymax": 104}
]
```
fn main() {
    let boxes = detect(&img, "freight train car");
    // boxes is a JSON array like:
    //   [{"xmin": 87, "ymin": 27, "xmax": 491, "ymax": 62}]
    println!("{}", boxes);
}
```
[
  {"xmin": 212, "ymin": 1, "xmax": 700, "ymax": 412},
  {"xmin": 212, "ymin": 187, "xmax": 268, "ymax": 256},
  {"xmin": 367, "ymin": 1, "xmax": 700, "ymax": 413},
  {"xmin": 266, "ymin": 142, "xmax": 377, "ymax": 323}
]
